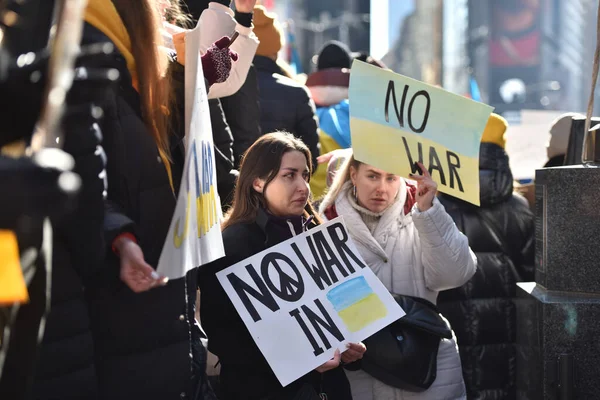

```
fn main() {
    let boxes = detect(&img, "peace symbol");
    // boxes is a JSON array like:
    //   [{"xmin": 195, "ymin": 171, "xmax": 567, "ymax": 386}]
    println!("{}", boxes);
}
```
[{"xmin": 260, "ymin": 252, "xmax": 305, "ymax": 302}]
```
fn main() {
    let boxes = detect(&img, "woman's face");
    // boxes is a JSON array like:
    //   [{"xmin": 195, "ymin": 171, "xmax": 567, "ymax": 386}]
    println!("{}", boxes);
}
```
[
  {"xmin": 254, "ymin": 151, "xmax": 311, "ymax": 217},
  {"xmin": 350, "ymin": 163, "xmax": 401, "ymax": 213}
]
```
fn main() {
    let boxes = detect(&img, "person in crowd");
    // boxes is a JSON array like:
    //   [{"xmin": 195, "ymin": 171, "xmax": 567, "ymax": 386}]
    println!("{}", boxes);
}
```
[
  {"xmin": 437, "ymin": 113, "xmax": 535, "ymax": 399},
  {"xmin": 198, "ymin": 132, "xmax": 366, "ymax": 400},
  {"xmin": 513, "ymin": 112, "xmax": 580, "ymax": 210},
  {"xmin": 0, "ymin": 3, "xmax": 114, "ymax": 398},
  {"xmin": 546, "ymin": 112, "xmax": 580, "ymax": 167},
  {"xmin": 305, "ymin": 41, "xmax": 354, "ymax": 199},
  {"xmin": 81, "ymin": 1, "xmax": 236, "ymax": 398},
  {"xmin": 252, "ymin": 5, "xmax": 320, "ymax": 169},
  {"xmin": 318, "ymin": 151, "xmax": 477, "ymax": 399},
  {"xmin": 178, "ymin": 0, "xmax": 261, "ymax": 205}
]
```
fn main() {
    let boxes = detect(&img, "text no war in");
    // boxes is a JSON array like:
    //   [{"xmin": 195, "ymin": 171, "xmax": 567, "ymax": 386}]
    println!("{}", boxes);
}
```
[{"xmin": 216, "ymin": 218, "xmax": 404, "ymax": 387}]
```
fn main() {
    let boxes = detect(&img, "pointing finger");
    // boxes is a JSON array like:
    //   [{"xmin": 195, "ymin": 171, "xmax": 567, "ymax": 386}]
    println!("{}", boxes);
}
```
[{"xmin": 416, "ymin": 162, "xmax": 431, "ymax": 178}]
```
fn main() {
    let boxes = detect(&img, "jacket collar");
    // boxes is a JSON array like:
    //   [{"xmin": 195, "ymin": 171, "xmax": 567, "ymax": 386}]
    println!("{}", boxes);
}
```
[
  {"xmin": 332, "ymin": 181, "xmax": 411, "ymax": 260},
  {"xmin": 253, "ymin": 55, "xmax": 283, "ymax": 75},
  {"xmin": 256, "ymin": 207, "xmax": 310, "ymax": 248}
]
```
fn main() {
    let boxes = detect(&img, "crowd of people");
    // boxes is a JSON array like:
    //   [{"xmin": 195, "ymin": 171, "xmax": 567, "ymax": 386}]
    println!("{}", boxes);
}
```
[{"xmin": 1, "ymin": 1, "xmax": 579, "ymax": 400}]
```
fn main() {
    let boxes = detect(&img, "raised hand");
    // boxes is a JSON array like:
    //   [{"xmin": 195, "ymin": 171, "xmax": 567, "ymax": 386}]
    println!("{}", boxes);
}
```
[
  {"xmin": 409, "ymin": 162, "xmax": 438, "ymax": 212},
  {"xmin": 201, "ymin": 36, "xmax": 239, "ymax": 87}
]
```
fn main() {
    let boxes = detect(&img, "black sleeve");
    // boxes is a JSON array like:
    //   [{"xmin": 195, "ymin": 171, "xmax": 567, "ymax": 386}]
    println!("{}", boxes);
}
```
[
  {"xmin": 295, "ymin": 87, "xmax": 320, "ymax": 172},
  {"xmin": 104, "ymin": 199, "xmax": 136, "ymax": 248},
  {"xmin": 210, "ymin": 99, "xmax": 235, "ymax": 166},
  {"xmin": 234, "ymin": 11, "xmax": 253, "ymax": 27},
  {"xmin": 220, "ymin": 65, "xmax": 262, "ymax": 168}
]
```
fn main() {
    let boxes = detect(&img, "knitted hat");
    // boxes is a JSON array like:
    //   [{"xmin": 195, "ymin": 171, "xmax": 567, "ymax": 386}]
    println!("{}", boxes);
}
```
[
  {"xmin": 317, "ymin": 40, "xmax": 353, "ymax": 70},
  {"xmin": 480, "ymin": 113, "xmax": 508, "ymax": 148},
  {"xmin": 547, "ymin": 113, "xmax": 580, "ymax": 160},
  {"xmin": 253, "ymin": 5, "xmax": 284, "ymax": 58}
]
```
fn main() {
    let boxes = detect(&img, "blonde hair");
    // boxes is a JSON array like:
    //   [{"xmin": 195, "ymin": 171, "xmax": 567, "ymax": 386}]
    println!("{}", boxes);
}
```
[{"xmin": 319, "ymin": 152, "xmax": 362, "ymax": 214}]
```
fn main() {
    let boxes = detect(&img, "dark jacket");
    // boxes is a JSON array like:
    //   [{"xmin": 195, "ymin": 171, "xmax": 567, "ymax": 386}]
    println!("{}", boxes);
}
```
[
  {"xmin": 81, "ymin": 24, "xmax": 213, "ymax": 400},
  {"xmin": 437, "ymin": 143, "xmax": 535, "ymax": 400},
  {"xmin": 198, "ymin": 208, "xmax": 352, "ymax": 400},
  {"xmin": 208, "ymin": 98, "xmax": 238, "ymax": 206},
  {"xmin": 0, "ymin": 37, "xmax": 112, "ymax": 400},
  {"xmin": 33, "ymin": 97, "xmax": 106, "ymax": 400},
  {"xmin": 254, "ymin": 56, "xmax": 320, "ymax": 169},
  {"xmin": 220, "ymin": 64, "xmax": 262, "ymax": 167}
]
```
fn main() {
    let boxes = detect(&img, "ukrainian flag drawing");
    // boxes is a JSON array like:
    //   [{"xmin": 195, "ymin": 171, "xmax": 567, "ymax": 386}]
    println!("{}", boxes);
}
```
[{"xmin": 326, "ymin": 277, "xmax": 388, "ymax": 333}]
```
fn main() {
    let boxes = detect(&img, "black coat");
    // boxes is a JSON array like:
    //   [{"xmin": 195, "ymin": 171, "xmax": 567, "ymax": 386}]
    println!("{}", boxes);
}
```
[
  {"xmin": 81, "ymin": 24, "xmax": 213, "ymax": 400},
  {"xmin": 0, "ymin": 36, "xmax": 110, "ymax": 400},
  {"xmin": 208, "ymin": 98, "xmax": 238, "ymax": 206},
  {"xmin": 198, "ymin": 208, "xmax": 352, "ymax": 400},
  {"xmin": 437, "ymin": 143, "xmax": 535, "ymax": 400},
  {"xmin": 221, "ymin": 64, "xmax": 262, "ymax": 167},
  {"xmin": 254, "ymin": 56, "xmax": 320, "ymax": 169}
]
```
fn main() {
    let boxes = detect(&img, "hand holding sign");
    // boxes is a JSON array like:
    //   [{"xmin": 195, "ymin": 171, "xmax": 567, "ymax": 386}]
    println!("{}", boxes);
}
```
[
  {"xmin": 409, "ymin": 161, "xmax": 438, "ymax": 212},
  {"xmin": 342, "ymin": 342, "xmax": 367, "ymax": 364},
  {"xmin": 216, "ymin": 218, "xmax": 404, "ymax": 386},
  {"xmin": 315, "ymin": 349, "xmax": 341, "ymax": 373},
  {"xmin": 349, "ymin": 61, "xmax": 494, "ymax": 206}
]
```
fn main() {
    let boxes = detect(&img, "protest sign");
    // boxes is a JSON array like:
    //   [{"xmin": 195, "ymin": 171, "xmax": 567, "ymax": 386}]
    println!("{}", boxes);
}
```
[
  {"xmin": 217, "ymin": 218, "xmax": 404, "ymax": 387},
  {"xmin": 349, "ymin": 60, "xmax": 494, "ymax": 205},
  {"xmin": 157, "ymin": 23, "xmax": 224, "ymax": 279}
]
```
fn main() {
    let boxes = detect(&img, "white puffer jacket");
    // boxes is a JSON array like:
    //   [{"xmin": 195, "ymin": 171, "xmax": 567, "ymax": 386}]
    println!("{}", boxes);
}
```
[{"xmin": 320, "ymin": 180, "xmax": 477, "ymax": 400}]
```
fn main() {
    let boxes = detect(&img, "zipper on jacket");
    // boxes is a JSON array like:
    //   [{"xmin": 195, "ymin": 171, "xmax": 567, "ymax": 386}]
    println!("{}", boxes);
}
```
[{"xmin": 286, "ymin": 220, "xmax": 297, "ymax": 237}]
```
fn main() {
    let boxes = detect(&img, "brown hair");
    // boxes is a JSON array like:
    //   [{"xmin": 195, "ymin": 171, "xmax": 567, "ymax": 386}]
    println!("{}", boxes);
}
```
[
  {"xmin": 111, "ymin": 0, "xmax": 176, "ymax": 157},
  {"xmin": 223, "ymin": 131, "xmax": 321, "ymax": 230}
]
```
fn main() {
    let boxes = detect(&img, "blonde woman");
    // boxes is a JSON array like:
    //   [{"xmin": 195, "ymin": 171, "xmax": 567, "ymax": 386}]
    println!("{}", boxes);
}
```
[{"xmin": 319, "ymin": 152, "xmax": 476, "ymax": 400}]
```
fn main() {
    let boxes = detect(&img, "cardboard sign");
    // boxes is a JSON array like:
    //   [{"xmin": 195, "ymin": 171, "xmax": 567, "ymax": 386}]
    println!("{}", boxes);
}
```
[
  {"xmin": 349, "ymin": 60, "xmax": 494, "ymax": 205},
  {"xmin": 217, "ymin": 218, "xmax": 404, "ymax": 387},
  {"xmin": 157, "ymin": 23, "xmax": 224, "ymax": 279}
]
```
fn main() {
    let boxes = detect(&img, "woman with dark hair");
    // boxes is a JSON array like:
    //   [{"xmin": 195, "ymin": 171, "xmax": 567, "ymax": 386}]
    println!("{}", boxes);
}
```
[
  {"xmin": 81, "ymin": 1, "xmax": 236, "ymax": 399},
  {"xmin": 199, "ymin": 132, "xmax": 365, "ymax": 400}
]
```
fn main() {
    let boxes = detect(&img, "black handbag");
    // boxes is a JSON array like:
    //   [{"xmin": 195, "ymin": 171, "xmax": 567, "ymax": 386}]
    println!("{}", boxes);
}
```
[{"xmin": 361, "ymin": 294, "xmax": 453, "ymax": 392}]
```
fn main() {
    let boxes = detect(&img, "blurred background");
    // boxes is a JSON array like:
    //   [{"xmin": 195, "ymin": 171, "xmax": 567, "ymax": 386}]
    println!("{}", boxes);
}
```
[{"xmin": 265, "ymin": 0, "xmax": 599, "ymax": 122}]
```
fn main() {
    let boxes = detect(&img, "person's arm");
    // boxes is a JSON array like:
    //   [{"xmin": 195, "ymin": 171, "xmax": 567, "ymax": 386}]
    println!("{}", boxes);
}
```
[
  {"xmin": 412, "ymin": 198, "xmax": 477, "ymax": 291},
  {"xmin": 199, "ymin": 3, "xmax": 259, "ymax": 99},
  {"xmin": 295, "ymin": 87, "xmax": 321, "ymax": 171},
  {"xmin": 410, "ymin": 163, "xmax": 477, "ymax": 291}
]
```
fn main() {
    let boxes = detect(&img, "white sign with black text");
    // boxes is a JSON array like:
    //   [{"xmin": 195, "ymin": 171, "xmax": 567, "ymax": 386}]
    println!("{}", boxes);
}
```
[{"xmin": 217, "ymin": 217, "xmax": 404, "ymax": 387}]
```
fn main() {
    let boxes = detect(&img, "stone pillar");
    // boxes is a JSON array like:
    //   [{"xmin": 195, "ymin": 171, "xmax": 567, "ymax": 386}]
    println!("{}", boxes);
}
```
[{"xmin": 516, "ymin": 117, "xmax": 600, "ymax": 399}]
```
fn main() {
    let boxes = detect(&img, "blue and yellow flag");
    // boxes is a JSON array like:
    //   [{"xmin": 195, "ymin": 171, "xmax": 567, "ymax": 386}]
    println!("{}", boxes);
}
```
[
  {"xmin": 326, "ymin": 276, "xmax": 387, "ymax": 333},
  {"xmin": 349, "ymin": 61, "xmax": 494, "ymax": 205}
]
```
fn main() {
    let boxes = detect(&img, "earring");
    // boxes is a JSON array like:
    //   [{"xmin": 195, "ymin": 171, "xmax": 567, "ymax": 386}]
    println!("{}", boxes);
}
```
[{"xmin": 353, "ymin": 185, "xmax": 357, "ymax": 200}]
